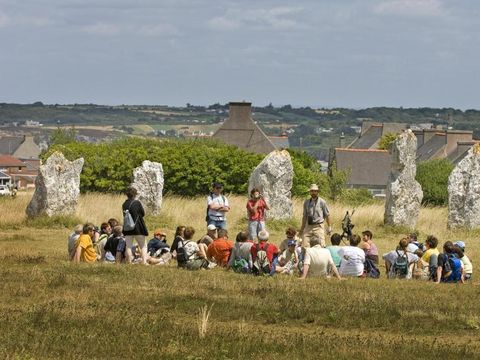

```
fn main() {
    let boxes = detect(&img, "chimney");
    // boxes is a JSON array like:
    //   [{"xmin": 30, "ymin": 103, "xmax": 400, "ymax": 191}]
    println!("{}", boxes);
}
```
[
  {"xmin": 228, "ymin": 102, "xmax": 252, "ymax": 129},
  {"xmin": 445, "ymin": 130, "xmax": 473, "ymax": 156},
  {"xmin": 422, "ymin": 129, "xmax": 439, "ymax": 144}
]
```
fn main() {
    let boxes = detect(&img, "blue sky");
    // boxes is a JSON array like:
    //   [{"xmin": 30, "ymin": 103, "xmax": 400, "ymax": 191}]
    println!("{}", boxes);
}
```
[{"xmin": 0, "ymin": 0, "xmax": 479, "ymax": 108}]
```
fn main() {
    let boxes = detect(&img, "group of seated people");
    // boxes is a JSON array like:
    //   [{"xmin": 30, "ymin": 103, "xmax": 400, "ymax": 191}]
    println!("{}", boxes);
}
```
[{"xmin": 68, "ymin": 220, "xmax": 473, "ymax": 283}]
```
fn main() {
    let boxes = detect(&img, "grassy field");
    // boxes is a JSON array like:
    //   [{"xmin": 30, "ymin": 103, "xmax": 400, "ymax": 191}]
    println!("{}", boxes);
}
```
[{"xmin": 0, "ymin": 194, "xmax": 479, "ymax": 359}]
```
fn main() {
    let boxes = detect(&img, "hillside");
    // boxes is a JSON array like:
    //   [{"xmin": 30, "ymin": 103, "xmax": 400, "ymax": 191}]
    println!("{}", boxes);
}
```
[{"xmin": 2, "ymin": 102, "xmax": 480, "ymax": 160}]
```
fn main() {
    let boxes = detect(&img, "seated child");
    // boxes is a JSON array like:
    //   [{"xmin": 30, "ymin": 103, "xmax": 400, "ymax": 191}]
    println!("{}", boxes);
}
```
[
  {"xmin": 275, "ymin": 239, "xmax": 299, "ymax": 275},
  {"xmin": 326, "ymin": 233, "xmax": 342, "ymax": 268},
  {"xmin": 454, "ymin": 241, "xmax": 472, "ymax": 281},
  {"xmin": 359, "ymin": 230, "xmax": 379, "ymax": 264},
  {"xmin": 103, "ymin": 226, "xmax": 126, "ymax": 263}
]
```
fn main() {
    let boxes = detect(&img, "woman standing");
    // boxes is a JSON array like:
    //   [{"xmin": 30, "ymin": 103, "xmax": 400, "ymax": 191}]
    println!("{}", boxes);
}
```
[{"xmin": 122, "ymin": 187, "xmax": 148, "ymax": 264}]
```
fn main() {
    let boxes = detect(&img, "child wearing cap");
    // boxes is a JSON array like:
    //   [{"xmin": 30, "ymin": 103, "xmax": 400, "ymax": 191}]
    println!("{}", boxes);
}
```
[
  {"xmin": 147, "ymin": 229, "xmax": 169, "ymax": 257},
  {"xmin": 454, "ymin": 241, "xmax": 473, "ymax": 281},
  {"xmin": 275, "ymin": 239, "xmax": 299, "ymax": 275}
]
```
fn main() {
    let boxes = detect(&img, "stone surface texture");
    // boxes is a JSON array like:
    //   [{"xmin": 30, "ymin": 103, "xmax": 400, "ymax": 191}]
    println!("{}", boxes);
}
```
[
  {"xmin": 131, "ymin": 160, "xmax": 164, "ymax": 215},
  {"xmin": 26, "ymin": 152, "xmax": 84, "ymax": 217},
  {"xmin": 384, "ymin": 130, "xmax": 423, "ymax": 228},
  {"xmin": 248, "ymin": 150, "xmax": 293, "ymax": 220},
  {"xmin": 448, "ymin": 144, "xmax": 480, "ymax": 229}
]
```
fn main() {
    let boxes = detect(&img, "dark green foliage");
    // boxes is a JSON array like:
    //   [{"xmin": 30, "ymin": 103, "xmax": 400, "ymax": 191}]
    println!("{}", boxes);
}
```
[
  {"xmin": 327, "ymin": 160, "xmax": 348, "ymax": 201},
  {"xmin": 287, "ymin": 148, "xmax": 329, "ymax": 196},
  {"xmin": 416, "ymin": 159, "xmax": 454, "ymax": 206},
  {"xmin": 44, "ymin": 138, "xmax": 324, "ymax": 196}
]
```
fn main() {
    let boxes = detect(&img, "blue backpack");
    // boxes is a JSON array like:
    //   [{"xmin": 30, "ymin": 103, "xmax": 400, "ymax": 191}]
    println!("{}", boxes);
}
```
[{"xmin": 442, "ymin": 254, "xmax": 462, "ymax": 283}]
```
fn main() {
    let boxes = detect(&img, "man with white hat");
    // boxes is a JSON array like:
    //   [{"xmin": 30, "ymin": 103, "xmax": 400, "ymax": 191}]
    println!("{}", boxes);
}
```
[
  {"xmin": 199, "ymin": 224, "xmax": 218, "ymax": 247},
  {"xmin": 300, "ymin": 184, "xmax": 331, "ymax": 247}
]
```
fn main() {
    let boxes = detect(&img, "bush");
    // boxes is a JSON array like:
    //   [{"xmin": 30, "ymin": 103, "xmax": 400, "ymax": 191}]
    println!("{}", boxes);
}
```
[
  {"xmin": 416, "ymin": 159, "xmax": 454, "ymax": 206},
  {"xmin": 44, "ymin": 138, "xmax": 324, "ymax": 197},
  {"xmin": 338, "ymin": 188, "xmax": 374, "ymax": 206}
]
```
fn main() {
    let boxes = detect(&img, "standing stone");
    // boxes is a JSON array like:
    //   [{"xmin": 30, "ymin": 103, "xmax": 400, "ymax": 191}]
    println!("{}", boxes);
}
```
[
  {"xmin": 248, "ymin": 150, "xmax": 293, "ymax": 220},
  {"xmin": 131, "ymin": 160, "xmax": 164, "ymax": 215},
  {"xmin": 26, "ymin": 152, "xmax": 84, "ymax": 217},
  {"xmin": 384, "ymin": 130, "xmax": 423, "ymax": 228},
  {"xmin": 448, "ymin": 144, "xmax": 480, "ymax": 229}
]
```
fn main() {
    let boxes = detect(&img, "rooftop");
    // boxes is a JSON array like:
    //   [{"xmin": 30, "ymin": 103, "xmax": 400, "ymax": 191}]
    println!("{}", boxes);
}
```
[{"xmin": 0, "ymin": 155, "xmax": 27, "ymax": 167}]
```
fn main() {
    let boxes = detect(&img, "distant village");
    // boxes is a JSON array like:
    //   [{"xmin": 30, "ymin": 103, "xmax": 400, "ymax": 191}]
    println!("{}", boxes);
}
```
[{"xmin": 0, "ymin": 102, "xmax": 477, "ymax": 198}]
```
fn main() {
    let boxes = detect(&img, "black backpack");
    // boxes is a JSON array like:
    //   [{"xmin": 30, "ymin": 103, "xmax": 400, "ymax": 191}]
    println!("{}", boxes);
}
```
[
  {"xmin": 176, "ymin": 240, "xmax": 190, "ymax": 265},
  {"xmin": 392, "ymin": 250, "xmax": 409, "ymax": 278}
]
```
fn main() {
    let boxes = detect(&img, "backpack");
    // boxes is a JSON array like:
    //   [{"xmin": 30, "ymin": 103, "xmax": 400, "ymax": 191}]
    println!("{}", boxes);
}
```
[
  {"xmin": 176, "ymin": 240, "xmax": 191, "ymax": 265},
  {"xmin": 123, "ymin": 200, "xmax": 138, "ymax": 232},
  {"xmin": 442, "ymin": 254, "xmax": 462, "ymax": 282},
  {"xmin": 232, "ymin": 258, "xmax": 250, "ymax": 273},
  {"xmin": 392, "ymin": 250, "xmax": 409, "ymax": 278},
  {"xmin": 252, "ymin": 243, "xmax": 271, "ymax": 276},
  {"xmin": 205, "ymin": 193, "xmax": 226, "ymax": 222},
  {"xmin": 364, "ymin": 257, "xmax": 380, "ymax": 279}
]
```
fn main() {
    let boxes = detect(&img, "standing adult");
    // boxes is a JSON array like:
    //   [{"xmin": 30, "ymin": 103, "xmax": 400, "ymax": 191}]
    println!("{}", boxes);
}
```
[
  {"xmin": 246, "ymin": 188, "xmax": 270, "ymax": 240},
  {"xmin": 206, "ymin": 182, "xmax": 230, "ymax": 229},
  {"xmin": 122, "ymin": 187, "xmax": 149, "ymax": 265},
  {"xmin": 300, "ymin": 184, "xmax": 332, "ymax": 248}
]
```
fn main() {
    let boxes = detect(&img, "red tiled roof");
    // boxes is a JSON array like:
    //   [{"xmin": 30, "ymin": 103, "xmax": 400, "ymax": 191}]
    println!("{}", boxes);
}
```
[{"xmin": 0, "ymin": 155, "xmax": 27, "ymax": 167}]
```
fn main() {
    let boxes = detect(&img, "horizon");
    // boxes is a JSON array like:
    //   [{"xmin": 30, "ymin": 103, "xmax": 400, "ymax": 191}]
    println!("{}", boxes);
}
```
[
  {"xmin": 1, "ymin": 1, "xmax": 479, "ymax": 109},
  {"xmin": 2, "ymin": 101, "xmax": 479, "ymax": 112}
]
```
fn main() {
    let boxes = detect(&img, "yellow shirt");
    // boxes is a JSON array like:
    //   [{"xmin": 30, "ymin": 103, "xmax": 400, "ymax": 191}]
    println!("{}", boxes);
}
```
[
  {"xmin": 421, "ymin": 248, "xmax": 439, "ymax": 263},
  {"xmin": 75, "ymin": 234, "xmax": 97, "ymax": 263}
]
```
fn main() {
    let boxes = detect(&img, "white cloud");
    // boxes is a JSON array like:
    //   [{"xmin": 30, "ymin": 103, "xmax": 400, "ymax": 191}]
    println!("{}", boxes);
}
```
[
  {"xmin": 374, "ymin": 0, "xmax": 445, "ymax": 17},
  {"xmin": 137, "ymin": 23, "xmax": 179, "ymax": 37},
  {"xmin": 208, "ymin": 6, "xmax": 304, "ymax": 31},
  {"xmin": 80, "ymin": 22, "xmax": 120, "ymax": 36}
]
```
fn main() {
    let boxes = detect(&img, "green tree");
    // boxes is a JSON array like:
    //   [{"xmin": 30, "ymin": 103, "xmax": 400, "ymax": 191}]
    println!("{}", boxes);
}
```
[
  {"xmin": 416, "ymin": 159, "xmax": 454, "ymax": 206},
  {"xmin": 378, "ymin": 133, "xmax": 397, "ymax": 150},
  {"xmin": 327, "ymin": 160, "xmax": 348, "ymax": 201},
  {"xmin": 43, "ymin": 138, "xmax": 323, "ymax": 196}
]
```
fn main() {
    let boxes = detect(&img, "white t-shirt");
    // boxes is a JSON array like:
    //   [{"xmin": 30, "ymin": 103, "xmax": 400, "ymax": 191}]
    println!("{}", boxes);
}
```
[
  {"xmin": 338, "ymin": 246, "xmax": 365, "ymax": 277},
  {"xmin": 304, "ymin": 245, "xmax": 335, "ymax": 277},
  {"xmin": 207, "ymin": 194, "xmax": 229, "ymax": 219}
]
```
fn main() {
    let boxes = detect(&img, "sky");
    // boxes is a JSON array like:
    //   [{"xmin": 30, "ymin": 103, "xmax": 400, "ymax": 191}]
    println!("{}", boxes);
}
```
[{"xmin": 0, "ymin": 0, "xmax": 479, "ymax": 108}]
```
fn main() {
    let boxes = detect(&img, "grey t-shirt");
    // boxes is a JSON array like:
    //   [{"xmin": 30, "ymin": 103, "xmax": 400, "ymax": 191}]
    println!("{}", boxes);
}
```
[{"xmin": 303, "ymin": 197, "xmax": 329, "ymax": 225}]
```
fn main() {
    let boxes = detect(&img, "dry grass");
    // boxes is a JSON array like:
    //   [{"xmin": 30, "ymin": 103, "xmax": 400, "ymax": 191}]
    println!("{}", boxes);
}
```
[{"xmin": 1, "ymin": 193, "xmax": 480, "ymax": 359}]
